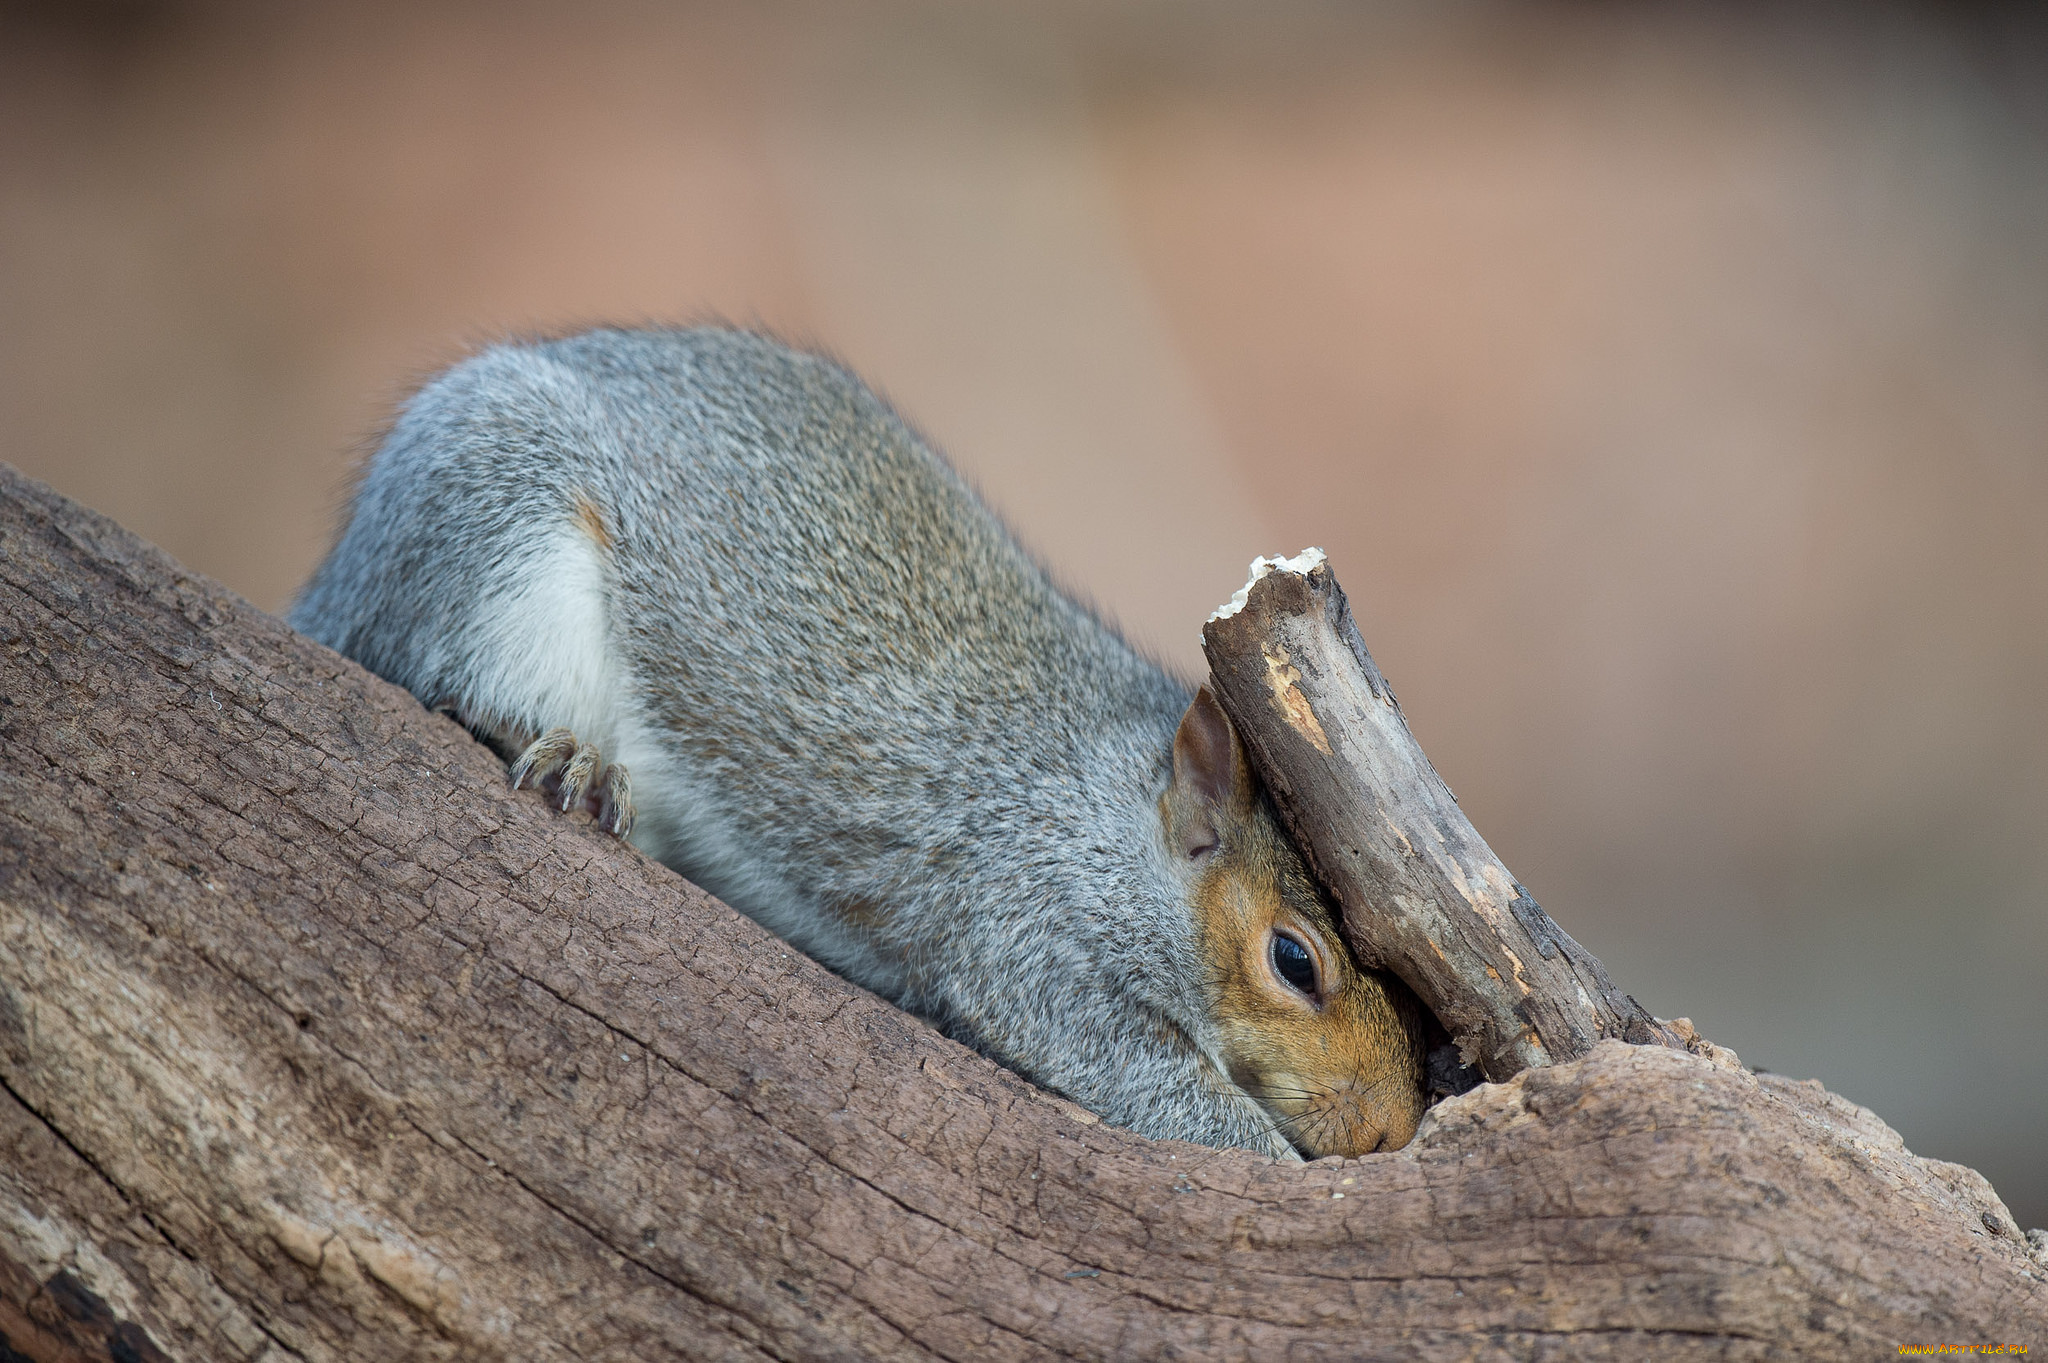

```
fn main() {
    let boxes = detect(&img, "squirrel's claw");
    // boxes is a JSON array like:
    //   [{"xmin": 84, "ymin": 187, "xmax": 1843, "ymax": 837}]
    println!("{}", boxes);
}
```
[
  {"xmin": 509, "ymin": 727, "xmax": 579, "ymax": 791},
  {"xmin": 557, "ymin": 742, "xmax": 601, "ymax": 812},
  {"xmin": 509, "ymin": 727, "xmax": 635, "ymax": 840},
  {"xmin": 597, "ymin": 763, "xmax": 635, "ymax": 839}
]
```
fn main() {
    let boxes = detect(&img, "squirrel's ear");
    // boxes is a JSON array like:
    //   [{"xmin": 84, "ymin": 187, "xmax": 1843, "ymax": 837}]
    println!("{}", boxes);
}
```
[{"xmin": 1168, "ymin": 685, "xmax": 1252, "ymax": 860}]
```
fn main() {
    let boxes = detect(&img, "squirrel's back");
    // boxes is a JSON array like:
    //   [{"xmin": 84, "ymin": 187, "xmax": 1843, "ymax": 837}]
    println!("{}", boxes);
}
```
[{"xmin": 292, "ymin": 329, "xmax": 1253, "ymax": 1143}]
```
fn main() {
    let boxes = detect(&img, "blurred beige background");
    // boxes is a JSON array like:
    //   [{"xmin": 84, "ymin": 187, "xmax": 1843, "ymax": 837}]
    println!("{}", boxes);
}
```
[{"xmin": 4, "ymin": 0, "xmax": 2043, "ymax": 1224}]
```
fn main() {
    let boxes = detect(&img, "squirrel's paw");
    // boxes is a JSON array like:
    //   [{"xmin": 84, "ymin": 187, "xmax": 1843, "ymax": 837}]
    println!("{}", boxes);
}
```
[{"xmin": 508, "ymin": 727, "xmax": 635, "ymax": 838}]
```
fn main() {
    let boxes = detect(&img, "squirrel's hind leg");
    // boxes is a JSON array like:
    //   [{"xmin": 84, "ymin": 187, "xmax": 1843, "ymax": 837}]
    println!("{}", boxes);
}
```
[{"xmin": 509, "ymin": 726, "xmax": 636, "ymax": 838}]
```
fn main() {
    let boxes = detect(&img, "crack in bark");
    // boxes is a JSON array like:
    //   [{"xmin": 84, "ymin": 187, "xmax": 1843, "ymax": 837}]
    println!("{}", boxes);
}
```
[
  {"xmin": 0, "ymin": 1068, "xmax": 310, "ymax": 1362},
  {"xmin": 403, "ymin": 1116, "xmax": 794, "ymax": 1363}
]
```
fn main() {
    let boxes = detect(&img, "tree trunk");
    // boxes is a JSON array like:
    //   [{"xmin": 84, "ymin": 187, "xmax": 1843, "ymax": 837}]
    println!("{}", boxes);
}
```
[{"xmin": 1, "ymin": 465, "xmax": 2040, "ymax": 1361}]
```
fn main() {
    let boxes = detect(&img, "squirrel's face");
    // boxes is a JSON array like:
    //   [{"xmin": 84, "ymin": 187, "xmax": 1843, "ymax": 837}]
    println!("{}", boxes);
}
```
[
  {"xmin": 1192, "ymin": 817, "xmax": 1427, "ymax": 1156},
  {"xmin": 1162, "ymin": 688, "xmax": 1428, "ymax": 1158}
]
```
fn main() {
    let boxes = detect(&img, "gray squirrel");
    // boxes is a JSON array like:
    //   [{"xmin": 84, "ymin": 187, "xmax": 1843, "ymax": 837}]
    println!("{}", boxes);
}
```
[{"xmin": 291, "ymin": 326, "xmax": 1427, "ymax": 1159}]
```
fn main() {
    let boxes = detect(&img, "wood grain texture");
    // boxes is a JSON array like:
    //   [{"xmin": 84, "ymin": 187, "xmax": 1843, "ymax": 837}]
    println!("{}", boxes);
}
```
[
  {"xmin": 1203, "ymin": 557, "xmax": 1679, "ymax": 1082},
  {"xmin": 2, "ymin": 464, "xmax": 2042, "ymax": 1360}
]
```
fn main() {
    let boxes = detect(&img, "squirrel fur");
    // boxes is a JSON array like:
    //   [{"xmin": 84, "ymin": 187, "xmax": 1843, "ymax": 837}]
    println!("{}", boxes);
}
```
[{"xmin": 291, "ymin": 326, "xmax": 1427, "ymax": 1159}]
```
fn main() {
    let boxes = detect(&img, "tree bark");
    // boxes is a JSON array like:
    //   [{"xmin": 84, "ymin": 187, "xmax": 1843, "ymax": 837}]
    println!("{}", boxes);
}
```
[
  {"xmin": 1203, "ymin": 553, "xmax": 1676, "ymax": 1082},
  {"xmin": 0, "ymin": 465, "xmax": 2041, "ymax": 1361}
]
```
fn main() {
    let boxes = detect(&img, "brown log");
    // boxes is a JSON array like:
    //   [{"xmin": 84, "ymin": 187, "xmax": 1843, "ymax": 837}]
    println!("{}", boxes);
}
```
[
  {"xmin": 1203, "ymin": 552, "xmax": 1680, "ymax": 1083},
  {"xmin": 1, "ymin": 464, "xmax": 2042, "ymax": 1360}
]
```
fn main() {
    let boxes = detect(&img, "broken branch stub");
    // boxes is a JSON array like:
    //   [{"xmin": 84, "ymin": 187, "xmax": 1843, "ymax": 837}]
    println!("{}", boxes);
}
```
[{"xmin": 1202, "ymin": 552, "xmax": 1677, "ymax": 1081}]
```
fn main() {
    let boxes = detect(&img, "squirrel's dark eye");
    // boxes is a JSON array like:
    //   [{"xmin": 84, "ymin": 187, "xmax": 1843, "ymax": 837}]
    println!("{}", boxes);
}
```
[{"xmin": 1269, "ymin": 932, "xmax": 1318, "ymax": 997}]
